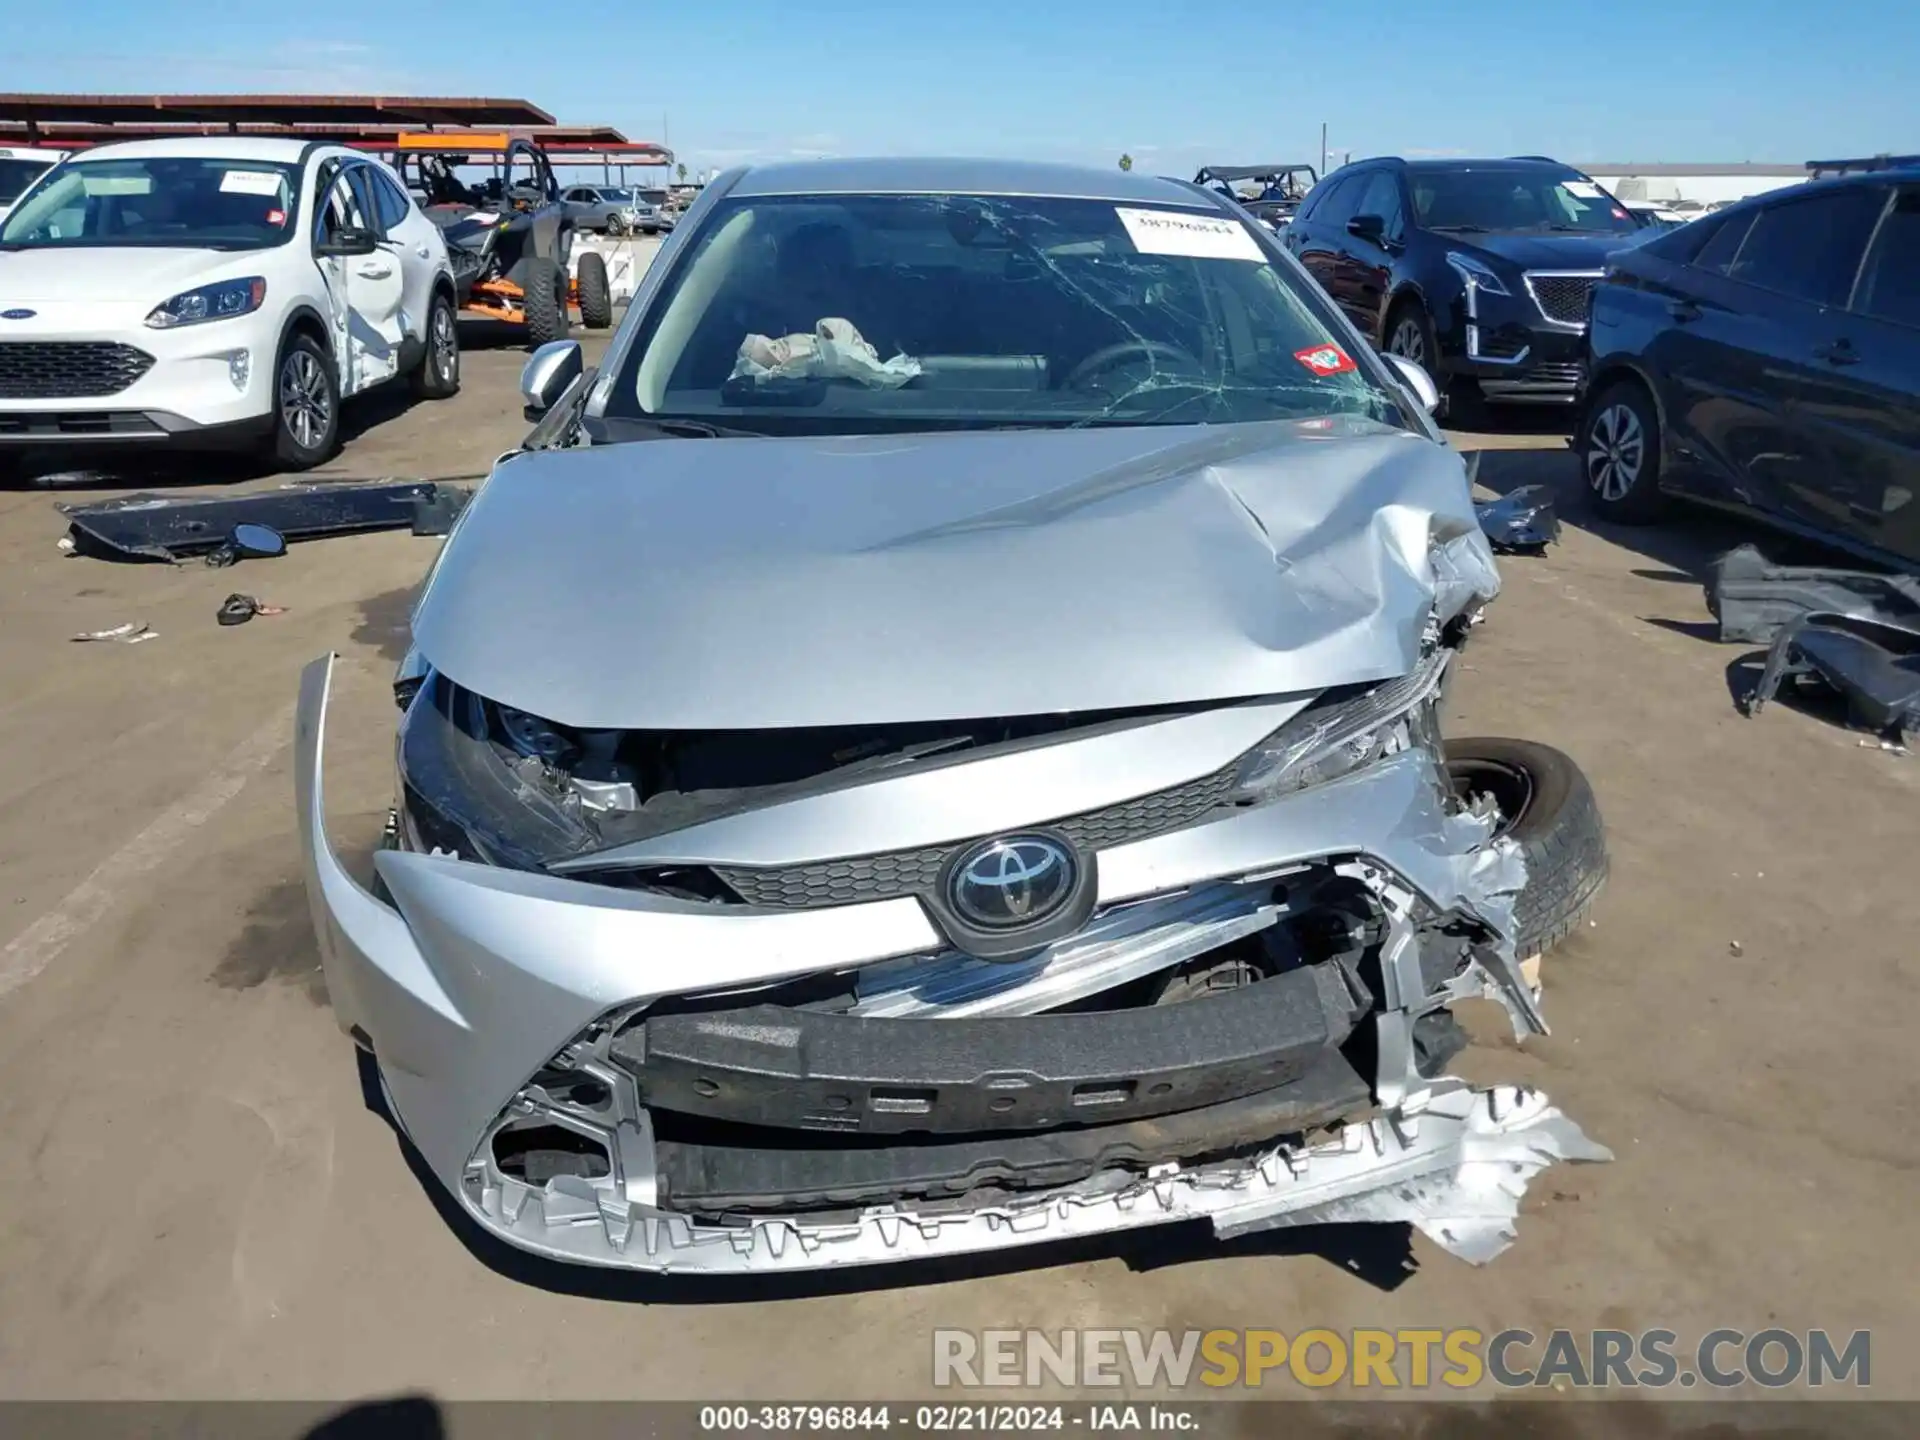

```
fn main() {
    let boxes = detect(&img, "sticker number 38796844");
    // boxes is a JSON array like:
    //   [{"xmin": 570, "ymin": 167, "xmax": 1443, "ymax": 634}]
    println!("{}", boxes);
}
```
[{"xmin": 1114, "ymin": 207, "xmax": 1265, "ymax": 262}]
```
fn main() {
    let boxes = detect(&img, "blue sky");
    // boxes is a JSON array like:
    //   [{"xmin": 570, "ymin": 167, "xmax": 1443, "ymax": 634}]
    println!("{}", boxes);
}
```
[{"xmin": 5, "ymin": 0, "xmax": 1916, "ymax": 180}]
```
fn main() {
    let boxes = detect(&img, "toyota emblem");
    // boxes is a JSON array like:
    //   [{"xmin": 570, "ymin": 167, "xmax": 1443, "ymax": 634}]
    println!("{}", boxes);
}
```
[{"xmin": 947, "ymin": 834, "xmax": 1077, "ymax": 930}]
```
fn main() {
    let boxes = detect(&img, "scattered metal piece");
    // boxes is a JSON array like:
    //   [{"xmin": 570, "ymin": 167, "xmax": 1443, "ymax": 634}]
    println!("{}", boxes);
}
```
[
  {"xmin": 1747, "ymin": 611, "xmax": 1920, "ymax": 742},
  {"xmin": 410, "ymin": 486, "xmax": 474, "ymax": 537},
  {"xmin": 1474, "ymin": 484, "xmax": 1561, "ymax": 554},
  {"xmin": 216, "ymin": 594, "xmax": 288, "ymax": 627},
  {"xmin": 59, "ymin": 481, "xmax": 466, "ymax": 562},
  {"xmin": 1708, "ymin": 543, "xmax": 1920, "ymax": 645},
  {"xmin": 71, "ymin": 621, "xmax": 156, "ymax": 644}
]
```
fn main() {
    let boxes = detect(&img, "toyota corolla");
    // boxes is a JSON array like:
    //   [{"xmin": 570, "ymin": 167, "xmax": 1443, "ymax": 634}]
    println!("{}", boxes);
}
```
[{"xmin": 297, "ymin": 157, "xmax": 1611, "ymax": 1276}]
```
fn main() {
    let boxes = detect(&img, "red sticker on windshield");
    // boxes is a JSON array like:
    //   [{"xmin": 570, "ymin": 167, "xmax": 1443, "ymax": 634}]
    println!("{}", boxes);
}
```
[
  {"xmin": 1294, "ymin": 344, "xmax": 1356, "ymax": 376},
  {"xmin": 266, "ymin": 208, "xmax": 287, "ymax": 226}
]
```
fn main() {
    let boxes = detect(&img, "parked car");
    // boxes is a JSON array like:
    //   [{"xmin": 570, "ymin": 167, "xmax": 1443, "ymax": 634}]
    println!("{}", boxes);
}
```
[
  {"xmin": 1622, "ymin": 200, "xmax": 1691, "ymax": 233},
  {"xmin": 1283, "ymin": 157, "xmax": 1644, "ymax": 415},
  {"xmin": 298, "ymin": 157, "xmax": 1610, "ymax": 1277},
  {"xmin": 0, "ymin": 145, "xmax": 64, "ymax": 223},
  {"xmin": 1581, "ymin": 168, "xmax": 1920, "ymax": 563},
  {"xmin": 560, "ymin": 184, "xmax": 642, "ymax": 235},
  {"xmin": 0, "ymin": 137, "xmax": 460, "ymax": 468}
]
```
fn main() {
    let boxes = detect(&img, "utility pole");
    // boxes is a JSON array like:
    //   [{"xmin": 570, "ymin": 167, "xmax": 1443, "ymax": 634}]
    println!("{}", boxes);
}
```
[{"xmin": 1320, "ymin": 122, "xmax": 1327, "ymax": 176}]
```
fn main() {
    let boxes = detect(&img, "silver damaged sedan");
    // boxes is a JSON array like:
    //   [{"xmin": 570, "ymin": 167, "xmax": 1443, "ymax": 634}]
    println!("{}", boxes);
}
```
[{"xmin": 298, "ymin": 158, "xmax": 1612, "ymax": 1276}]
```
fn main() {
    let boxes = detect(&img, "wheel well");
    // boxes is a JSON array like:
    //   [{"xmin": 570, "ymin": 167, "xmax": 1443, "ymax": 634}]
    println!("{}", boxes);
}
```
[
  {"xmin": 432, "ymin": 275, "xmax": 457, "ymax": 308},
  {"xmin": 1381, "ymin": 286, "xmax": 1427, "ymax": 344},
  {"xmin": 1584, "ymin": 362, "xmax": 1665, "ymax": 434},
  {"xmin": 283, "ymin": 308, "xmax": 331, "ymax": 361}
]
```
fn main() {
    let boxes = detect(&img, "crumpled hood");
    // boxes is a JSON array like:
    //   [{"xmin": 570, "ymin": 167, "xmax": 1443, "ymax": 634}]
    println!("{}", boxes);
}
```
[{"xmin": 412, "ymin": 418, "xmax": 1497, "ymax": 730}]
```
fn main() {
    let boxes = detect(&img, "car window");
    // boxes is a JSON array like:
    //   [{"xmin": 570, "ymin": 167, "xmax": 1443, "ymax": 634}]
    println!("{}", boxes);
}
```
[
  {"xmin": 1691, "ymin": 211, "xmax": 1754, "ymax": 273},
  {"xmin": 1354, "ymin": 171, "xmax": 1404, "ymax": 238},
  {"xmin": 343, "ymin": 165, "xmax": 388, "ymax": 238},
  {"xmin": 1311, "ymin": 175, "xmax": 1363, "ymax": 229},
  {"xmin": 0, "ymin": 157, "xmax": 54, "ymax": 206},
  {"xmin": 1852, "ymin": 186, "xmax": 1920, "ymax": 327},
  {"xmin": 610, "ymin": 191, "xmax": 1407, "ymax": 435},
  {"xmin": 368, "ymin": 168, "xmax": 413, "ymax": 232},
  {"xmin": 1409, "ymin": 168, "xmax": 1637, "ymax": 234},
  {"xmin": 1723, "ymin": 186, "xmax": 1886, "ymax": 306},
  {"xmin": 314, "ymin": 165, "xmax": 368, "ymax": 245},
  {"xmin": 0, "ymin": 154, "xmax": 299, "ymax": 250}
]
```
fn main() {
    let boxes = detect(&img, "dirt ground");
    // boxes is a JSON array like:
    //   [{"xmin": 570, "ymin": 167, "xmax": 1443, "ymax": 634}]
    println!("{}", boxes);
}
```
[{"xmin": 0, "ymin": 294, "xmax": 1913, "ymax": 1407}]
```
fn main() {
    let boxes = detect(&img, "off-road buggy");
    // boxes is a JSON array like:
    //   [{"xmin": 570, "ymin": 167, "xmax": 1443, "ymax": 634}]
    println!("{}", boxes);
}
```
[
  {"xmin": 390, "ymin": 132, "xmax": 615, "ymax": 348},
  {"xmin": 1193, "ymin": 163, "xmax": 1319, "ymax": 230}
]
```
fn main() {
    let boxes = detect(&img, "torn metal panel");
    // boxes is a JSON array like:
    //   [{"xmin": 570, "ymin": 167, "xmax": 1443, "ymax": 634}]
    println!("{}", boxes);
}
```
[
  {"xmin": 60, "ymin": 481, "xmax": 466, "ymax": 561},
  {"xmin": 1708, "ymin": 543, "xmax": 1920, "ymax": 645},
  {"xmin": 1748, "ymin": 612, "xmax": 1920, "ymax": 741},
  {"xmin": 1474, "ymin": 483, "xmax": 1561, "ymax": 554}
]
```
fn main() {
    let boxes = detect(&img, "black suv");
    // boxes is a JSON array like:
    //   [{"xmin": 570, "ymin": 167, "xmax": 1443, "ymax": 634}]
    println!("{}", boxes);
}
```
[
  {"xmin": 1581, "ymin": 167, "xmax": 1920, "ymax": 564},
  {"xmin": 1283, "ymin": 157, "xmax": 1644, "ymax": 414}
]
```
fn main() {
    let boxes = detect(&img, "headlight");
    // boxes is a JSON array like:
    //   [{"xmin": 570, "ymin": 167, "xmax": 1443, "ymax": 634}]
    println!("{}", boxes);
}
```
[
  {"xmin": 144, "ymin": 277, "xmax": 267, "ymax": 329},
  {"xmin": 1228, "ymin": 650, "xmax": 1451, "ymax": 804},
  {"xmin": 496, "ymin": 703, "xmax": 580, "ymax": 765},
  {"xmin": 1445, "ymin": 252, "xmax": 1511, "ymax": 297}
]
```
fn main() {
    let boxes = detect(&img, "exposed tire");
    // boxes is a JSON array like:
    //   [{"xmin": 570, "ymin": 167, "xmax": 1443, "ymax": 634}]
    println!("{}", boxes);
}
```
[
  {"xmin": 576, "ymin": 249, "xmax": 615, "ymax": 330},
  {"xmin": 409, "ymin": 290, "xmax": 461, "ymax": 400},
  {"xmin": 604, "ymin": 214, "xmax": 628, "ymax": 237},
  {"xmin": 1579, "ymin": 377, "xmax": 1667, "ymax": 523},
  {"xmin": 1444, "ymin": 737, "xmax": 1608, "ymax": 964},
  {"xmin": 1383, "ymin": 298, "xmax": 1437, "ymax": 379},
  {"xmin": 522, "ymin": 255, "xmax": 569, "ymax": 349},
  {"xmin": 268, "ymin": 331, "xmax": 339, "ymax": 470}
]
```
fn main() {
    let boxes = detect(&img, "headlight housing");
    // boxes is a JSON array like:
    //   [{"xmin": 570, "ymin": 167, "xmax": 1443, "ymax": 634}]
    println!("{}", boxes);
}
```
[
  {"xmin": 144, "ymin": 277, "xmax": 267, "ymax": 329},
  {"xmin": 1445, "ymin": 251, "xmax": 1512, "ymax": 298},
  {"xmin": 1228, "ymin": 650, "xmax": 1451, "ymax": 804}
]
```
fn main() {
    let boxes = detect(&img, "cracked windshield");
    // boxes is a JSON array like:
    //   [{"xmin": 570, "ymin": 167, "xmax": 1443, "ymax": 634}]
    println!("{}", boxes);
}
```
[{"xmin": 612, "ymin": 193, "xmax": 1403, "ymax": 433}]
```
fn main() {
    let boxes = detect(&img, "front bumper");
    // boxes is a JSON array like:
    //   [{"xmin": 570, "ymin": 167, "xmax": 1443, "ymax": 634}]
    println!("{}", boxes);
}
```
[
  {"xmin": 1436, "ymin": 289, "xmax": 1590, "ymax": 404},
  {"xmin": 298, "ymin": 655, "xmax": 1607, "ymax": 1274},
  {"xmin": 0, "ymin": 310, "xmax": 277, "ymax": 445}
]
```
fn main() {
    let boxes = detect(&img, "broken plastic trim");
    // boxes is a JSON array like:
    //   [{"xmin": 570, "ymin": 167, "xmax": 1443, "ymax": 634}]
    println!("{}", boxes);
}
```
[
  {"xmin": 1747, "ymin": 611, "xmax": 1920, "ymax": 742},
  {"xmin": 1474, "ymin": 483, "xmax": 1561, "ymax": 555},
  {"xmin": 59, "ymin": 481, "xmax": 472, "ymax": 561},
  {"xmin": 1708, "ymin": 543, "xmax": 1920, "ymax": 645}
]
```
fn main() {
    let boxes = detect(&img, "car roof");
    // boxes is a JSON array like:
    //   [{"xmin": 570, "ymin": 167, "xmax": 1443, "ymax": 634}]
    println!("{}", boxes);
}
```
[
  {"xmin": 728, "ymin": 156, "xmax": 1216, "ymax": 206},
  {"xmin": 1692, "ymin": 165, "xmax": 1920, "ymax": 224},
  {"xmin": 1397, "ymin": 157, "xmax": 1576, "ymax": 173},
  {"xmin": 54, "ymin": 136, "xmax": 326, "ymax": 164}
]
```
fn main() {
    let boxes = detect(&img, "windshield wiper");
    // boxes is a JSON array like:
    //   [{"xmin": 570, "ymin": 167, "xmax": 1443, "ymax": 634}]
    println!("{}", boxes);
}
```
[
  {"xmin": 632, "ymin": 417, "xmax": 766, "ymax": 439},
  {"xmin": 1430, "ymin": 224, "xmax": 1488, "ymax": 233}
]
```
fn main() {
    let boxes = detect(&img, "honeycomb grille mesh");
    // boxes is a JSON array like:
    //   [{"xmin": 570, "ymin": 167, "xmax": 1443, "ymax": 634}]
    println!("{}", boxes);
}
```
[
  {"xmin": 1525, "ymin": 273, "xmax": 1597, "ymax": 326},
  {"xmin": 712, "ymin": 760, "xmax": 1241, "ymax": 909},
  {"xmin": 0, "ymin": 342, "xmax": 155, "ymax": 399}
]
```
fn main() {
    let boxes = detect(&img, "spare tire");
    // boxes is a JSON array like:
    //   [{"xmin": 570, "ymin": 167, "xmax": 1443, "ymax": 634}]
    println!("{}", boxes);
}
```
[
  {"xmin": 576, "ymin": 249, "xmax": 615, "ymax": 330},
  {"xmin": 1444, "ymin": 737, "xmax": 1608, "ymax": 963}
]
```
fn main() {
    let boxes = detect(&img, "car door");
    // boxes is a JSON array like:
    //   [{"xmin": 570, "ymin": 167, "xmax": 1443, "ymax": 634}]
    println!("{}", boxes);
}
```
[
  {"xmin": 1335, "ymin": 169, "xmax": 1406, "ymax": 341},
  {"xmin": 1658, "ymin": 187, "xmax": 1883, "ymax": 526},
  {"xmin": 1288, "ymin": 174, "xmax": 1360, "ymax": 305},
  {"xmin": 561, "ymin": 187, "xmax": 592, "ymax": 226},
  {"xmin": 1806, "ymin": 183, "xmax": 1920, "ymax": 559},
  {"xmin": 364, "ymin": 162, "xmax": 439, "ymax": 345},
  {"xmin": 312, "ymin": 161, "xmax": 406, "ymax": 395}
]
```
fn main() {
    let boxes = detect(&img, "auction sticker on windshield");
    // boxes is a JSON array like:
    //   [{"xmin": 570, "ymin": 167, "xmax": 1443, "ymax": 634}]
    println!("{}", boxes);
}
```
[
  {"xmin": 221, "ymin": 170, "xmax": 285, "ymax": 196},
  {"xmin": 1563, "ymin": 180, "xmax": 1604, "ymax": 198},
  {"xmin": 1115, "ymin": 206, "xmax": 1264, "ymax": 261}
]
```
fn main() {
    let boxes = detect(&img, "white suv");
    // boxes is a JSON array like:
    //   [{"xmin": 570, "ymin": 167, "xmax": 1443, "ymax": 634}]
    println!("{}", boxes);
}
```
[{"xmin": 0, "ymin": 138, "xmax": 461, "ymax": 469}]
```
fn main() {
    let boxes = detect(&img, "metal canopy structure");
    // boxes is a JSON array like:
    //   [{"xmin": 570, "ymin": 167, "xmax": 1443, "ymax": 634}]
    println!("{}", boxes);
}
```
[
  {"xmin": 3, "ymin": 122, "xmax": 632, "ymax": 151},
  {"xmin": 0, "ymin": 92, "xmax": 555, "ymax": 140}
]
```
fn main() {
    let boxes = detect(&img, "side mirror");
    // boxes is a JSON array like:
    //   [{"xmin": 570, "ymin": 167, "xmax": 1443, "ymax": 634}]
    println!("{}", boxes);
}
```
[
  {"xmin": 1383, "ymin": 353, "xmax": 1441, "ymax": 415},
  {"xmin": 521, "ymin": 339, "xmax": 584, "ymax": 418},
  {"xmin": 1347, "ymin": 213, "xmax": 1388, "ymax": 245},
  {"xmin": 316, "ymin": 226, "xmax": 380, "ymax": 258},
  {"xmin": 204, "ymin": 522, "xmax": 287, "ymax": 568}
]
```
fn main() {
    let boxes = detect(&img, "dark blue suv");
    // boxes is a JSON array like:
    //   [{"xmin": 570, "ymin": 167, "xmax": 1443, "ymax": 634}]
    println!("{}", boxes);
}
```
[
  {"xmin": 1581, "ymin": 168, "xmax": 1920, "ymax": 565},
  {"xmin": 1283, "ymin": 157, "xmax": 1644, "ymax": 416}
]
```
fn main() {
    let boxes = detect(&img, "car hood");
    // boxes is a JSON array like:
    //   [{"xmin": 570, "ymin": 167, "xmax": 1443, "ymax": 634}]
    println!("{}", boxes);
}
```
[
  {"xmin": 0, "ymin": 246, "xmax": 268, "ymax": 303},
  {"xmin": 1453, "ymin": 231, "xmax": 1639, "ymax": 271},
  {"xmin": 412, "ymin": 418, "xmax": 1498, "ymax": 730}
]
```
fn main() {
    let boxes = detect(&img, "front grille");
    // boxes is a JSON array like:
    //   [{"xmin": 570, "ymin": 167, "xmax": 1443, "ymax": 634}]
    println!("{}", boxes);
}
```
[
  {"xmin": 1524, "ymin": 272, "xmax": 1600, "ymax": 327},
  {"xmin": 711, "ymin": 759, "xmax": 1243, "ymax": 909},
  {"xmin": 0, "ymin": 342, "xmax": 155, "ymax": 400},
  {"xmin": 1526, "ymin": 362, "xmax": 1585, "ymax": 387}
]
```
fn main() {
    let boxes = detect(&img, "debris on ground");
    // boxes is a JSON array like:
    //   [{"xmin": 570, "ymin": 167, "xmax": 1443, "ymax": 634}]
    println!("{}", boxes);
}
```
[
  {"xmin": 216, "ymin": 594, "xmax": 289, "ymax": 627},
  {"xmin": 1708, "ymin": 544, "xmax": 1920, "ymax": 644},
  {"xmin": 1474, "ymin": 483, "xmax": 1561, "ymax": 554},
  {"xmin": 59, "ymin": 481, "xmax": 472, "ymax": 562},
  {"xmin": 1746, "ymin": 611, "xmax": 1920, "ymax": 745},
  {"xmin": 71, "ymin": 621, "xmax": 157, "ymax": 644}
]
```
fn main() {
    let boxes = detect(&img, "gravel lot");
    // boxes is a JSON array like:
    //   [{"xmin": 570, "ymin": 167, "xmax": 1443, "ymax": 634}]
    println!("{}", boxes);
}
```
[{"xmin": 0, "ymin": 275, "xmax": 1913, "ymax": 1405}]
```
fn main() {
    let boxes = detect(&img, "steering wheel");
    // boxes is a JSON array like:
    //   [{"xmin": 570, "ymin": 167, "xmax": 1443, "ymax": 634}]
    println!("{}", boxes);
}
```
[{"xmin": 1062, "ymin": 340, "xmax": 1204, "ymax": 391}]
